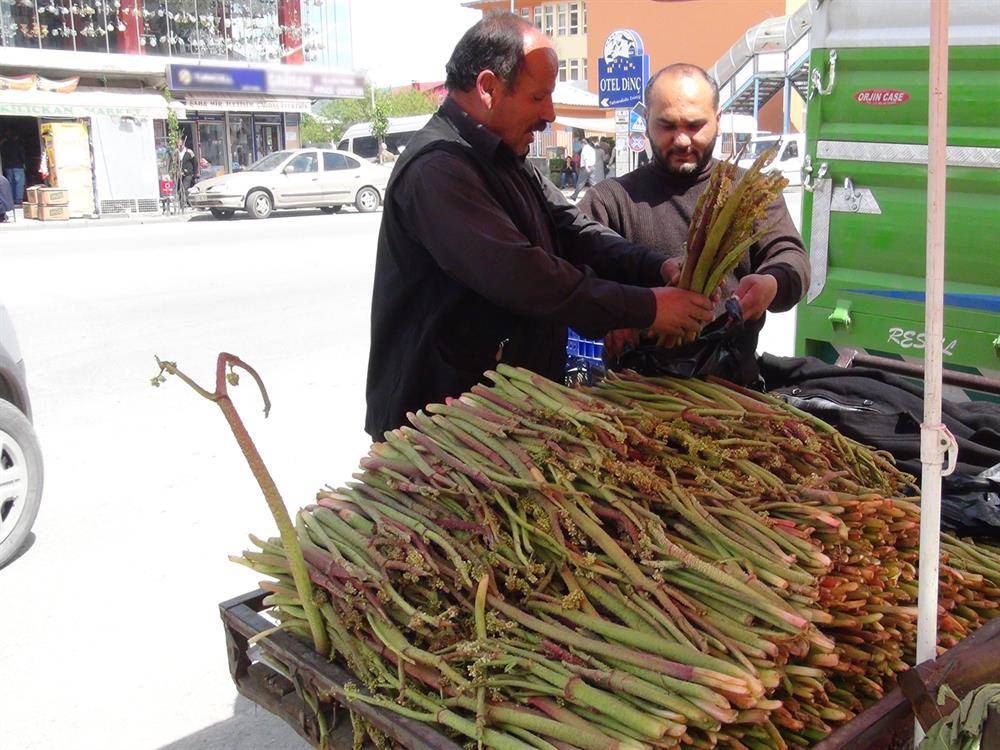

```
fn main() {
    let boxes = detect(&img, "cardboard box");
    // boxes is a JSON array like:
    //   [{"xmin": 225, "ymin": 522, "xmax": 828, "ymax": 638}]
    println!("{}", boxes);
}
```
[
  {"xmin": 24, "ymin": 186, "xmax": 40, "ymax": 204},
  {"xmin": 38, "ymin": 204, "xmax": 69, "ymax": 221},
  {"xmin": 38, "ymin": 187, "xmax": 70, "ymax": 206},
  {"xmin": 22, "ymin": 203, "xmax": 39, "ymax": 219}
]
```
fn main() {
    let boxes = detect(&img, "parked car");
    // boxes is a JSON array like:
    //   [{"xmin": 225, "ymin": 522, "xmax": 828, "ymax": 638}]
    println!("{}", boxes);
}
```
[
  {"xmin": 0, "ymin": 303, "xmax": 43, "ymax": 569},
  {"xmin": 188, "ymin": 148, "xmax": 391, "ymax": 220},
  {"xmin": 737, "ymin": 133, "xmax": 804, "ymax": 186}
]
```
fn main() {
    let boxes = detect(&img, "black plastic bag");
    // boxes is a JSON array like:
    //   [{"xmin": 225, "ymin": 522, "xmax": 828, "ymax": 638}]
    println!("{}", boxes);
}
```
[
  {"xmin": 941, "ymin": 464, "xmax": 1000, "ymax": 541},
  {"xmin": 608, "ymin": 298, "xmax": 758, "ymax": 383}
]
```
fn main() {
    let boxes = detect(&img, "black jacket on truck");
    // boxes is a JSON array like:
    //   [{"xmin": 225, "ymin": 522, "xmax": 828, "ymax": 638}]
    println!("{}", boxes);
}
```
[{"xmin": 365, "ymin": 98, "xmax": 668, "ymax": 439}]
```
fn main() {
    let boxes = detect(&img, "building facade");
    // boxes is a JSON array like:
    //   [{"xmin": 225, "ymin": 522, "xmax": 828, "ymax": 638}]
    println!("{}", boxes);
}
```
[
  {"xmin": 467, "ymin": 0, "xmax": 801, "ymax": 138},
  {"xmin": 0, "ymin": 0, "xmax": 360, "ymax": 217}
]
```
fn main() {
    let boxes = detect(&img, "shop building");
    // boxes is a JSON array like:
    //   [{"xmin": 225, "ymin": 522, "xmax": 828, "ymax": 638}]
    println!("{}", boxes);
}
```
[{"xmin": 0, "ymin": 0, "xmax": 362, "ymax": 218}]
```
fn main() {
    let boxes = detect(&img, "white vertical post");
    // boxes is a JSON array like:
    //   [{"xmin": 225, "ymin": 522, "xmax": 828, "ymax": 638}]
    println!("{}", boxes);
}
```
[{"xmin": 915, "ymin": 0, "xmax": 950, "ymax": 742}]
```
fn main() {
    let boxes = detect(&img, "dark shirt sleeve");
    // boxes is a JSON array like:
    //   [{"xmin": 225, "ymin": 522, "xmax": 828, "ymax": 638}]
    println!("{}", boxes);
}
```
[
  {"xmin": 750, "ymin": 193, "xmax": 811, "ymax": 312},
  {"xmin": 393, "ymin": 150, "xmax": 657, "ymax": 332},
  {"xmin": 539, "ymin": 172, "xmax": 667, "ymax": 287}
]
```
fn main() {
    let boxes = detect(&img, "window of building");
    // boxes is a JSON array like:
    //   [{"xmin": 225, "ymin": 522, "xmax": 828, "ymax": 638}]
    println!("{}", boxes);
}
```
[
  {"xmin": 783, "ymin": 140, "xmax": 799, "ymax": 160},
  {"xmin": 568, "ymin": 58, "xmax": 580, "ymax": 81},
  {"xmin": 534, "ymin": 7, "xmax": 542, "ymax": 29},
  {"xmin": 583, "ymin": 57, "xmax": 589, "ymax": 81},
  {"xmin": 558, "ymin": 59, "xmax": 567, "ymax": 82},
  {"xmin": 543, "ymin": 4, "xmax": 554, "ymax": 35},
  {"xmin": 518, "ymin": 6, "xmax": 531, "ymax": 21},
  {"xmin": 556, "ymin": 5, "xmax": 567, "ymax": 36},
  {"xmin": 568, "ymin": 2, "xmax": 579, "ymax": 34}
]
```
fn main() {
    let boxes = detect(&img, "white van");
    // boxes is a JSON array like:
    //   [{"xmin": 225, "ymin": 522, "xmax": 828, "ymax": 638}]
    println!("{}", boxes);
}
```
[
  {"xmin": 337, "ymin": 114, "xmax": 433, "ymax": 162},
  {"xmin": 737, "ymin": 133, "xmax": 804, "ymax": 186},
  {"xmin": 713, "ymin": 113, "xmax": 759, "ymax": 160}
]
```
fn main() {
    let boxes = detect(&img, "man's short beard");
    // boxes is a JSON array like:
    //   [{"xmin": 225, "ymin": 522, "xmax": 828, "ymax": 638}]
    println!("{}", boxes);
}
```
[{"xmin": 653, "ymin": 134, "xmax": 717, "ymax": 176}]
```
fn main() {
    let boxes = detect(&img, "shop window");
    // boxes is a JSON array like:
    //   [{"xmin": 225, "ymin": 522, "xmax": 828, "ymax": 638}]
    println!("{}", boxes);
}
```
[
  {"xmin": 198, "ymin": 121, "xmax": 226, "ymax": 176},
  {"xmin": 228, "ymin": 114, "xmax": 253, "ymax": 171},
  {"xmin": 353, "ymin": 135, "xmax": 378, "ymax": 160},
  {"xmin": 285, "ymin": 152, "xmax": 318, "ymax": 173}
]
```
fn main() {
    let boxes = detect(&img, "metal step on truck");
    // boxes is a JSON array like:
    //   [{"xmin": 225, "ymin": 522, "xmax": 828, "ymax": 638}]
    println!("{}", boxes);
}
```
[{"xmin": 796, "ymin": 0, "xmax": 1000, "ymax": 402}]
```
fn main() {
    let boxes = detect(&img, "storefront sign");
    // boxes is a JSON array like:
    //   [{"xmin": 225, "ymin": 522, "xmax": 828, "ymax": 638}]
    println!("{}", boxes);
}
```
[
  {"xmin": 597, "ymin": 30, "xmax": 649, "ymax": 109},
  {"xmin": 169, "ymin": 64, "xmax": 365, "ymax": 99},
  {"xmin": 183, "ymin": 95, "xmax": 312, "ymax": 113},
  {"xmin": 169, "ymin": 64, "xmax": 267, "ymax": 93},
  {"xmin": 0, "ymin": 101, "xmax": 159, "ymax": 118}
]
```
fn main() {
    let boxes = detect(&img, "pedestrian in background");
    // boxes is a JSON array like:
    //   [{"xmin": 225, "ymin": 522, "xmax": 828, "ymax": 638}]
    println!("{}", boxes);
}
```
[
  {"xmin": 570, "ymin": 136, "xmax": 597, "ymax": 200},
  {"xmin": 0, "ymin": 173, "xmax": 13, "ymax": 223},
  {"xmin": 1, "ymin": 129, "xmax": 27, "ymax": 206},
  {"xmin": 178, "ymin": 139, "xmax": 197, "ymax": 205}
]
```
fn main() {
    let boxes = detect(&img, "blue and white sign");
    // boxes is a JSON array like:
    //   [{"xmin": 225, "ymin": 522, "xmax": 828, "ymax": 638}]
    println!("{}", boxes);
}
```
[
  {"xmin": 169, "ymin": 64, "xmax": 267, "ymax": 94},
  {"xmin": 598, "ymin": 29, "xmax": 649, "ymax": 110},
  {"xmin": 168, "ymin": 64, "xmax": 365, "ymax": 99},
  {"xmin": 628, "ymin": 109, "xmax": 647, "ymax": 133}
]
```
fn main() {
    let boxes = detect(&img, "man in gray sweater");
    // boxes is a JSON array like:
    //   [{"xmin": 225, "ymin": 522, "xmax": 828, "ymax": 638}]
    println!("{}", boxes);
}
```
[{"xmin": 579, "ymin": 63, "xmax": 810, "ymax": 385}]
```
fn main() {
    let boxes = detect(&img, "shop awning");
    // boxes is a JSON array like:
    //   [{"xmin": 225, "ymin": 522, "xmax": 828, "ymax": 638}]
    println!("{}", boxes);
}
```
[
  {"xmin": 0, "ymin": 88, "xmax": 171, "ymax": 119},
  {"xmin": 554, "ymin": 116, "xmax": 617, "ymax": 135},
  {"xmin": 182, "ymin": 95, "xmax": 312, "ymax": 114}
]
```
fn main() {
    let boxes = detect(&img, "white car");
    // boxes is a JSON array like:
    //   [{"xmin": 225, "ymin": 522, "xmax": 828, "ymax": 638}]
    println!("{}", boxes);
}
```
[
  {"xmin": 188, "ymin": 148, "xmax": 392, "ymax": 220},
  {"xmin": 737, "ymin": 133, "xmax": 804, "ymax": 187}
]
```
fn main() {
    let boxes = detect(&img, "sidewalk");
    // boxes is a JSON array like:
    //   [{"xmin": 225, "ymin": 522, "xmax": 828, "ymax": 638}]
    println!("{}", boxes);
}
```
[{"xmin": 1, "ymin": 207, "xmax": 199, "ymax": 232}]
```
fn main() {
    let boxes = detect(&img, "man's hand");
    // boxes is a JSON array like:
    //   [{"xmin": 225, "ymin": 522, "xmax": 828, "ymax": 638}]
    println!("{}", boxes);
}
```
[
  {"xmin": 661, "ymin": 257, "xmax": 723, "ymax": 303},
  {"xmin": 604, "ymin": 329, "xmax": 640, "ymax": 359},
  {"xmin": 650, "ymin": 287, "xmax": 715, "ymax": 338},
  {"xmin": 661, "ymin": 257, "xmax": 683, "ymax": 285},
  {"xmin": 733, "ymin": 274, "xmax": 778, "ymax": 321}
]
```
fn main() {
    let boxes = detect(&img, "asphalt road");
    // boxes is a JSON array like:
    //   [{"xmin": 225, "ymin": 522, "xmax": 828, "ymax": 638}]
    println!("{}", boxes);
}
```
[
  {"xmin": 0, "ymin": 190, "xmax": 801, "ymax": 749},
  {"xmin": 1, "ymin": 208, "xmax": 378, "ymax": 750}
]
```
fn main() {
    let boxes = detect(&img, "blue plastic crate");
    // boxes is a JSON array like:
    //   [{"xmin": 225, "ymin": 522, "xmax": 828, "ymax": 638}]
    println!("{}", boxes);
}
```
[{"xmin": 566, "ymin": 329, "xmax": 604, "ymax": 367}]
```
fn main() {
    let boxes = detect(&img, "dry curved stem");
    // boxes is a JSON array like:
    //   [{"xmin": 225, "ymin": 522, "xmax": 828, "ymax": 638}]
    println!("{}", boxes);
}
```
[{"xmin": 152, "ymin": 353, "xmax": 328, "ymax": 655}]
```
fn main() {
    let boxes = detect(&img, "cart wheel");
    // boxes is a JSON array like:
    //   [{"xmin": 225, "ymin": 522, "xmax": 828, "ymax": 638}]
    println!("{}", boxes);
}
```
[
  {"xmin": 246, "ymin": 190, "xmax": 273, "ymax": 220},
  {"xmin": 210, "ymin": 209, "xmax": 235, "ymax": 220},
  {"xmin": 355, "ymin": 187, "xmax": 380, "ymax": 213},
  {"xmin": 0, "ymin": 400, "xmax": 43, "ymax": 569}
]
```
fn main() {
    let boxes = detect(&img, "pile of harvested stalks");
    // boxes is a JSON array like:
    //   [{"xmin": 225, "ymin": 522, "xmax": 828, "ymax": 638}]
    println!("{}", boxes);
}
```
[{"xmin": 220, "ymin": 365, "xmax": 1000, "ymax": 750}]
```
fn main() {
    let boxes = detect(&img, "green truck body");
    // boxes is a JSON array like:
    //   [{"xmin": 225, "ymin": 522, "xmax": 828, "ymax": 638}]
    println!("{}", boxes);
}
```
[{"xmin": 796, "ymin": 0, "xmax": 1000, "ymax": 399}]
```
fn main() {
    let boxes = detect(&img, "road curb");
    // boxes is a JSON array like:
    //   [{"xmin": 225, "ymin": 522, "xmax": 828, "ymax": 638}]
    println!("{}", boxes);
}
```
[{"xmin": 1, "ymin": 212, "xmax": 198, "ymax": 232}]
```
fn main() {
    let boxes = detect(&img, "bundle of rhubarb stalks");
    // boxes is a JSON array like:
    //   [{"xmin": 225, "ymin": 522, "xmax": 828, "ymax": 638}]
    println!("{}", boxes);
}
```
[{"xmin": 236, "ymin": 366, "xmax": 1000, "ymax": 750}]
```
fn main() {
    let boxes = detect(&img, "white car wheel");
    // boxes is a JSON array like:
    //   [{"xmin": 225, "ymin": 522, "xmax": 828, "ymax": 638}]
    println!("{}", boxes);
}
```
[
  {"xmin": 246, "ymin": 190, "xmax": 273, "ymax": 220},
  {"xmin": 355, "ymin": 186, "xmax": 380, "ymax": 213},
  {"xmin": 0, "ymin": 400, "xmax": 43, "ymax": 568}
]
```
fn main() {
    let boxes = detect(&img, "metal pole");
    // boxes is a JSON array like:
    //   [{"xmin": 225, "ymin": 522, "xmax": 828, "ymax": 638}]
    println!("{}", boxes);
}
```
[
  {"xmin": 915, "ymin": 0, "xmax": 950, "ymax": 742},
  {"xmin": 783, "ymin": 76, "xmax": 792, "ymax": 134},
  {"xmin": 752, "ymin": 77, "xmax": 760, "ymax": 129}
]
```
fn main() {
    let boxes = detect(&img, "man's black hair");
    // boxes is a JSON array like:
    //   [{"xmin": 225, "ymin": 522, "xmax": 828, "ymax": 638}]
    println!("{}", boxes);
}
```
[
  {"xmin": 445, "ymin": 13, "xmax": 533, "ymax": 93},
  {"xmin": 645, "ymin": 63, "xmax": 720, "ymax": 110}
]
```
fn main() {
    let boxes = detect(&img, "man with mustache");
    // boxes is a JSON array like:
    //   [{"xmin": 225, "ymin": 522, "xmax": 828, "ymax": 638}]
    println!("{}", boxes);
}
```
[
  {"xmin": 366, "ymin": 16, "xmax": 715, "ymax": 438},
  {"xmin": 579, "ymin": 63, "xmax": 809, "ymax": 385}
]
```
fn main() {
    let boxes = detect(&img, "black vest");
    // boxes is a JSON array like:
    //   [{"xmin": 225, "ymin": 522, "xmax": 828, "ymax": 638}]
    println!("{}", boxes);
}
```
[{"xmin": 364, "ymin": 111, "xmax": 568, "ymax": 439}]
